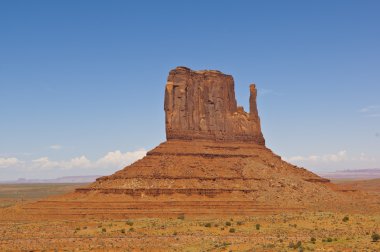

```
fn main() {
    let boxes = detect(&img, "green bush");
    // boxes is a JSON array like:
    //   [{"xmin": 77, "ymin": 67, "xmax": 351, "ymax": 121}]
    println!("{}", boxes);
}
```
[
  {"xmin": 126, "ymin": 220, "xmax": 134, "ymax": 226},
  {"xmin": 342, "ymin": 216, "xmax": 349, "ymax": 222},
  {"xmin": 177, "ymin": 214, "xmax": 185, "ymax": 220},
  {"xmin": 372, "ymin": 233, "xmax": 380, "ymax": 242},
  {"xmin": 229, "ymin": 228, "xmax": 236, "ymax": 233},
  {"xmin": 310, "ymin": 237, "xmax": 316, "ymax": 243},
  {"xmin": 288, "ymin": 241, "xmax": 302, "ymax": 249},
  {"xmin": 327, "ymin": 237, "xmax": 333, "ymax": 242},
  {"xmin": 102, "ymin": 228, "xmax": 106, "ymax": 233},
  {"xmin": 295, "ymin": 241, "xmax": 302, "ymax": 248},
  {"xmin": 225, "ymin": 221, "xmax": 232, "ymax": 226},
  {"xmin": 204, "ymin": 223, "xmax": 212, "ymax": 228},
  {"xmin": 121, "ymin": 228, "xmax": 126, "ymax": 234},
  {"xmin": 256, "ymin": 224, "xmax": 261, "ymax": 230}
]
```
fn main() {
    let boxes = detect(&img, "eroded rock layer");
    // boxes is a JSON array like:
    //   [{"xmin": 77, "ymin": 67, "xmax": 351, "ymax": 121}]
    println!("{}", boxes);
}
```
[{"xmin": 165, "ymin": 67, "xmax": 265, "ymax": 144}]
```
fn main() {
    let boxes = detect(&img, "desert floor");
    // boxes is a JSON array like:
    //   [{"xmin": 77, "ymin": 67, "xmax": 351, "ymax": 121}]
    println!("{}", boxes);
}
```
[{"xmin": 0, "ymin": 182, "xmax": 379, "ymax": 251}]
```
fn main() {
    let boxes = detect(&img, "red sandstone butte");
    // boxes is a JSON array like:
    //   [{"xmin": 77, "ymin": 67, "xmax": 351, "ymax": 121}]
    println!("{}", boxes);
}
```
[
  {"xmin": 3, "ymin": 66, "xmax": 378, "ymax": 221},
  {"xmin": 164, "ymin": 67, "xmax": 265, "ymax": 144}
]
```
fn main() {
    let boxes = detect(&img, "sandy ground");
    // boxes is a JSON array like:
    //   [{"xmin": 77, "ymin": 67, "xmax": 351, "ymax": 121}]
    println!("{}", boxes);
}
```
[{"xmin": 0, "ymin": 181, "xmax": 379, "ymax": 251}]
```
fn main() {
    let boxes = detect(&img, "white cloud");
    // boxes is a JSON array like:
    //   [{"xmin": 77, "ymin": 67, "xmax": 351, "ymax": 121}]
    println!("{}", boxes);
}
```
[
  {"xmin": 356, "ymin": 152, "xmax": 376, "ymax": 162},
  {"xmin": 0, "ymin": 149, "xmax": 146, "ymax": 171},
  {"xmin": 359, "ymin": 105, "xmax": 380, "ymax": 117},
  {"xmin": 50, "ymin": 145, "xmax": 62, "ymax": 150},
  {"xmin": 286, "ymin": 150, "xmax": 348, "ymax": 163},
  {"xmin": 61, "ymin": 156, "xmax": 92, "ymax": 170},
  {"xmin": 31, "ymin": 157, "xmax": 58, "ymax": 170},
  {"xmin": 96, "ymin": 149, "xmax": 146, "ymax": 168},
  {"xmin": 0, "ymin": 157, "xmax": 22, "ymax": 168},
  {"xmin": 359, "ymin": 105, "xmax": 379, "ymax": 113}
]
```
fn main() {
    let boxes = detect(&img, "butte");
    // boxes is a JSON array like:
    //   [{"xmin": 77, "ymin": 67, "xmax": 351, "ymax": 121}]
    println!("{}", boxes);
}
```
[{"xmin": 3, "ymin": 67, "xmax": 377, "ymax": 220}]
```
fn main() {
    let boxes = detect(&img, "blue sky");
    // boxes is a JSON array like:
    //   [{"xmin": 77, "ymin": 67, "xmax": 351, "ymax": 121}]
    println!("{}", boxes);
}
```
[{"xmin": 1, "ymin": 1, "xmax": 379, "ymax": 180}]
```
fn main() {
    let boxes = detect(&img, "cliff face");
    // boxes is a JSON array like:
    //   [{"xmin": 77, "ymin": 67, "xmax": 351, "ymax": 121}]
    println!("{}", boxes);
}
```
[{"xmin": 164, "ymin": 67, "xmax": 265, "ymax": 145}]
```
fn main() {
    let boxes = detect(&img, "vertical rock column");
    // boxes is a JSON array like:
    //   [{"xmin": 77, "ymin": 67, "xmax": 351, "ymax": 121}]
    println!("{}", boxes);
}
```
[{"xmin": 164, "ymin": 67, "xmax": 265, "ymax": 145}]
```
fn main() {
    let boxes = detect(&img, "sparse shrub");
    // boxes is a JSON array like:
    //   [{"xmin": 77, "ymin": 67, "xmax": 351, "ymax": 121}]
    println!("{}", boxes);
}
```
[
  {"xmin": 372, "ymin": 232, "xmax": 380, "ymax": 242},
  {"xmin": 214, "ymin": 224, "xmax": 219, "ymax": 227},
  {"xmin": 102, "ymin": 228, "xmax": 106, "ymax": 233},
  {"xmin": 129, "ymin": 227, "xmax": 134, "ymax": 232},
  {"xmin": 126, "ymin": 220, "xmax": 134, "ymax": 226},
  {"xmin": 237, "ymin": 221, "xmax": 244, "ymax": 226},
  {"xmin": 295, "ymin": 241, "xmax": 302, "ymax": 248},
  {"xmin": 310, "ymin": 237, "xmax": 316, "ymax": 243},
  {"xmin": 177, "ymin": 213, "xmax": 185, "ymax": 220},
  {"xmin": 327, "ymin": 237, "xmax": 333, "ymax": 242},
  {"xmin": 121, "ymin": 228, "xmax": 126, "ymax": 234},
  {"xmin": 222, "ymin": 242, "xmax": 231, "ymax": 247},
  {"xmin": 83, "ymin": 226, "xmax": 87, "ymax": 229},
  {"xmin": 229, "ymin": 228, "xmax": 236, "ymax": 233},
  {"xmin": 288, "ymin": 241, "xmax": 295, "ymax": 248},
  {"xmin": 204, "ymin": 223, "xmax": 212, "ymax": 228},
  {"xmin": 256, "ymin": 224, "xmax": 261, "ymax": 230},
  {"xmin": 173, "ymin": 231, "xmax": 177, "ymax": 236},
  {"xmin": 289, "ymin": 241, "xmax": 302, "ymax": 249},
  {"xmin": 342, "ymin": 216, "xmax": 349, "ymax": 222},
  {"xmin": 225, "ymin": 221, "xmax": 232, "ymax": 226},
  {"xmin": 75, "ymin": 227, "xmax": 80, "ymax": 231},
  {"xmin": 264, "ymin": 243, "xmax": 275, "ymax": 248}
]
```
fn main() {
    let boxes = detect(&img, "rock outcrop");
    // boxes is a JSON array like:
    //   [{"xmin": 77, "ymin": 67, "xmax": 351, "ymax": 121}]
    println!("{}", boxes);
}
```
[
  {"xmin": 7, "ymin": 66, "xmax": 369, "ymax": 221},
  {"xmin": 164, "ymin": 67, "xmax": 265, "ymax": 145}
]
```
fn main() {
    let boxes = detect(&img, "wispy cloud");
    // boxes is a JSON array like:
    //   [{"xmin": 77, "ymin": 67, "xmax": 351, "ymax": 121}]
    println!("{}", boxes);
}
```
[
  {"xmin": 359, "ymin": 105, "xmax": 380, "ymax": 117},
  {"xmin": 285, "ymin": 150, "xmax": 377, "ymax": 164},
  {"xmin": 285, "ymin": 150, "xmax": 348, "ymax": 163},
  {"xmin": 0, "ymin": 157, "xmax": 22, "ymax": 168},
  {"xmin": 0, "ymin": 149, "xmax": 146, "ymax": 171},
  {"xmin": 49, "ymin": 144, "xmax": 62, "ymax": 150},
  {"xmin": 359, "ymin": 105, "xmax": 380, "ymax": 113}
]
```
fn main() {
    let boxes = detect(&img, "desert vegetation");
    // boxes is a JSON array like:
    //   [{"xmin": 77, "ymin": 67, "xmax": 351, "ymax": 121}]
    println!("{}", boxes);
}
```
[{"xmin": 0, "ymin": 211, "xmax": 379, "ymax": 251}]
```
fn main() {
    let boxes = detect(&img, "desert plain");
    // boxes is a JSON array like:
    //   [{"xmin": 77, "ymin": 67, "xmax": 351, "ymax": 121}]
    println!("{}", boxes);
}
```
[{"xmin": 0, "ymin": 179, "xmax": 380, "ymax": 251}]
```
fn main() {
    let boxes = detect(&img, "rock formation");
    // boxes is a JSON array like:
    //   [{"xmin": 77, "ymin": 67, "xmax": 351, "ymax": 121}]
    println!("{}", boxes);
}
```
[
  {"xmin": 164, "ymin": 67, "xmax": 265, "ymax": 145},
  {"xmin": 6, "ymin": 66, "xmax": 372, "ymax": 221}
]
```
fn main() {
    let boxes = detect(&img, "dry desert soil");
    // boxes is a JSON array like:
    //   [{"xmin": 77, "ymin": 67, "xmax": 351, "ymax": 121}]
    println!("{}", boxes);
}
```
[{"xmin": 0, "ymin": 180, "xmax": 380, "ymax": 251}]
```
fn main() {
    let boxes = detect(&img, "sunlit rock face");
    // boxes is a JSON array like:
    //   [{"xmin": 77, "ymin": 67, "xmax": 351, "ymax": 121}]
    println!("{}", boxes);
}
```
[{"xmin": 164, "ymin": 67, "xmax": 265, "ymax": 145}]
